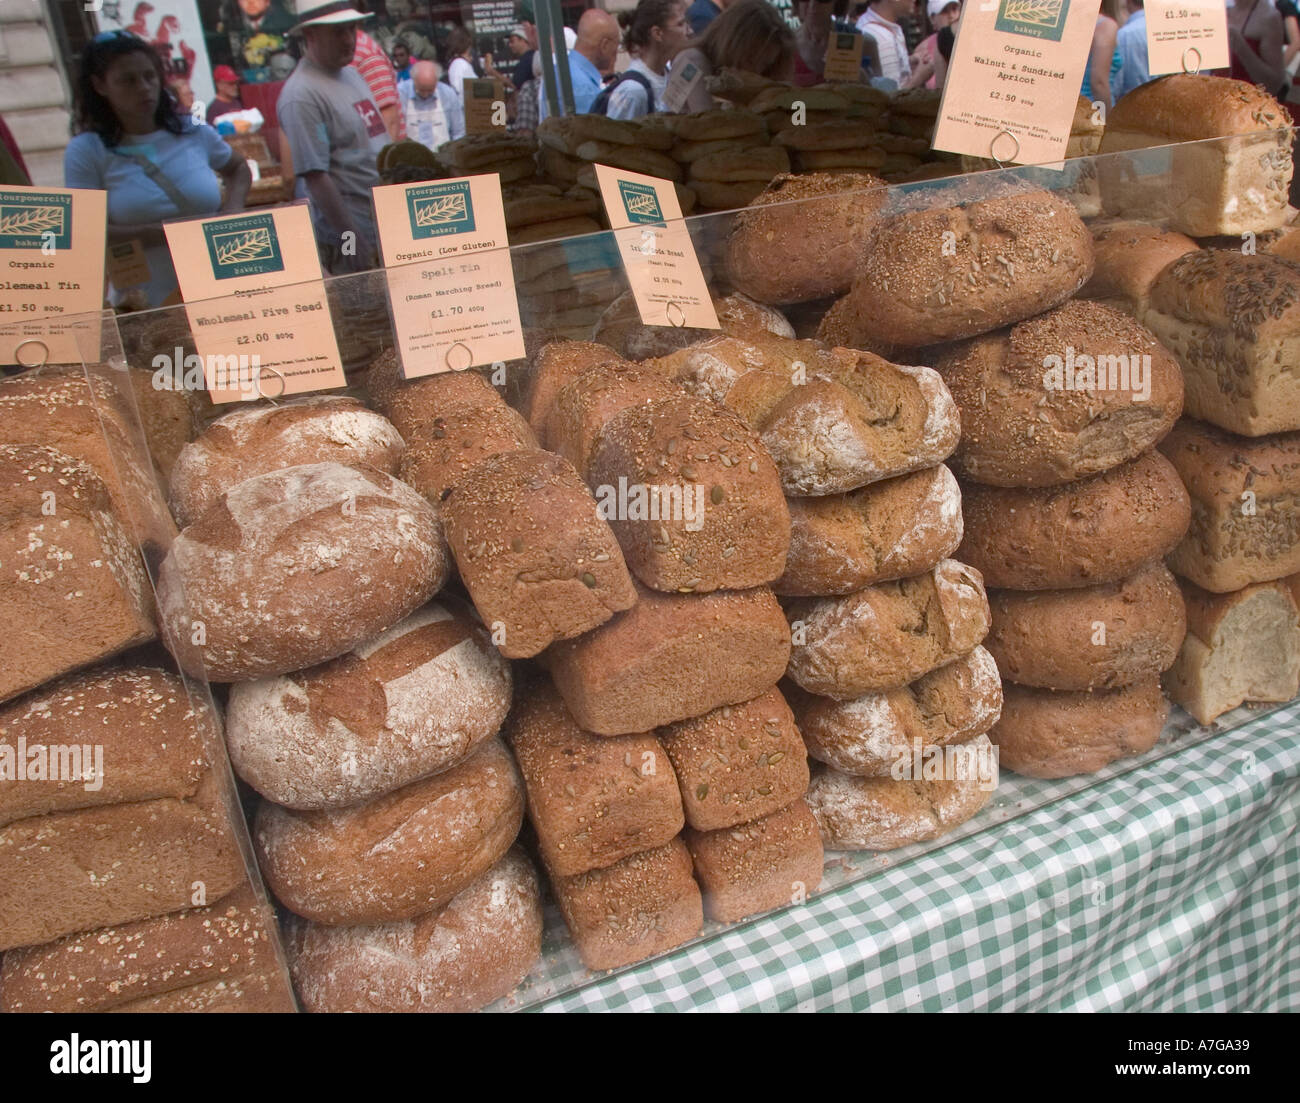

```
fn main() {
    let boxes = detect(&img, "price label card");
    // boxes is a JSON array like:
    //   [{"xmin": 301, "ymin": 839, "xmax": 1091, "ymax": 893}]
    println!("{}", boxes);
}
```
[
  {"xmin": 1145, "ymin": 0, "xmax": 1229, "ymax": 76},
  {"xmin": 593, "ymin": 163, "xmax": 718, "ymax": 331},
  {"xmin": 662, "ymin": 59, "xmax": 704, "ymax": 114},
  {"xmin": 106, "ymin": 239, "xmax": 151, "ymax": 290},
  {"xmin": 373, "ymin": 174, "xmax": 525, "ymax": 378},
  {"xmin": 465, "ymin": 78, "xmax": 507, "ymax": 133},
  {"xmin": 933, "ymin": 0, "xmax": 1100, "ymax": 165},
  {"xmin": 0, "ymin": 186, "xmax": 106, "ymax": 366},
  {"xmin": 163, "ymin": 204, "xmax": 346, "ymax": 404},
  {"xmin": 824, "ymin": 31, "xmax": 866, "ymax": 82}
]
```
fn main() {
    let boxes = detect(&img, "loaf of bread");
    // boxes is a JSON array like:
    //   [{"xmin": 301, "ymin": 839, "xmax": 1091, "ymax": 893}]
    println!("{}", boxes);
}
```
[
  {"xmin": 0, "ymin": 885, "xmax": 295, "ymax": 1012},
  {"xmin": 159, "ymin": 463, "xmax": 449, "ymax": 681},
  {"xmin": 777, "ymin": 465, "xmax": 962, "ymax": 595},
  {"xmin": 935, "ymin": 301, "xmax": 1184, "ymax": 487},
  {"xmin": 506, "ymin": 682, "xmax": 683, "ymax": 877},
  {"xmin": 441, "ymin": 449, "xmax": 637, "ymax": 658},
  {"xmin": 805, "ymin": 735, "xmax": 996, "ymax": 851},
  {"xmin": 125, "ymin": 366, "xmax": 197, "ymax": 480},
  {"xmin": 287, "ymin": 847, "xmax": 541, "ymax": 1012},
  {"xmin": 658, "ymin": 686, "xmax": 810, "ymax": 832},
  {"xmin": 684, "ymin": 800, "xmax": 823, "ymax": 924},
  {"xmin": 167, "ymin": 397, "xmax": 405, "ymax": 526},
  {"xmin": 591, "ymin": 290, "xmax": 794, "ymax": 361},
  {"xmin": 958, "ymin": 450, "xmax": 1191, "ymax": 590},
  {"xmin": 523, "ymin": 340, "xmax": 634, "ymax": 435},
  {"xmin": 1143, "ymin": 251, "xmax": 1300, "ymax": 436},
  {"xmin": 649, "ymin": 332, "xmax": 828, "ymax": 404},
  {"xmin": 228, "ymin": 598, "xmax": 511, "ymax": 810},
  {"xmin": 546, "ymin": 582, "xmax": 791, "ymax": 735},
  {"xmin": 399, "ymin": 401, "xmax": 538, "ymax": 504},
  {"xmin": 987, "ymin": 561, "xmax": 1185, "ymax": 691},
  {"xmin": 784, "ymin": 559, "xmax": 991, "ymax": 699},
  {"xmin": 1098, "ymin": 74, "xmax": 1292, "ymax": 236},
  {"xmin": 384, "ymin": 369, "xmax": 503, "ymax": 441},
  {"xmin": 255, "ymin": 738, "xmax": 523, "ymax": 925},
  {"xmin": 551, "ymin": 837, "xmax": 703, "ymax": 971},
  {"xmin": 587, "ymin": 393, "xmax": 791, "ymax": 593},
  {"xmin": 991, "ymin": 680, "xmax": 1167, "ymax": 777},
  {"xmin": 0, "ymin": 370, "xmax": 176, "ymax": 551},
  {"xmin": 1079, "ymin": 221, "xmax": 1198, "ymax": 316},
  {"xmin": 1158, "ymin": 419, "xmax": 1300, "ymax": 591},
  {"xmin": 665, "ymin": 107, "xmax": 767, "ymax": 141},
  {"xmin": 828, "ymin": 189, "xmax": 1093, "ymax": 349},
  {"xmin": 1166, "ymin": 578, "xmax": 1300, "ymax": 725},
  {"xmin": 0, "ymin": 446, "xmax": 154, "ymax": 705},
  {"xmin": 0, "ymin": 667, "xmax": 244, "ymax": 951},
  {"xmin": 789, "ymin": 645, "xmax": 1002, "ymax": 776}
]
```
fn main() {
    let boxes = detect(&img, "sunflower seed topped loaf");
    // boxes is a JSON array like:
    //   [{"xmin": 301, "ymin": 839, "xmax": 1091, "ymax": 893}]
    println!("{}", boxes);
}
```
[
  {"xmin": 1142, "ymin": 250, "xmax": 1300, "ymax": 436},
  {"xmin": 158, "ymin": 463, "xmax": 449, "ymax": 681},
  {"xmin": 0, "ymin": 445, "xmax": 155, "ymax": 705},
  {"xmin": 523, "ymin": 340, "xmax": 636, "ymax": 433},
  {"xmin": 383, "ymin": 368, "xmax": 504, "ymax": 441},
  {"xmin": 399, "ymin": 400, "xmax": 538, "ymax": 504},
  {"xmin": 934, "ymin": 300, "xmax": 1184, "ymax": 487},
  {"xmin": 1158, "ymin": 419, "xmax": 1300, "ymax": 591},
  {"xmin": 167, "ymin": 396, "xmax": 405, "ymax": 526}
]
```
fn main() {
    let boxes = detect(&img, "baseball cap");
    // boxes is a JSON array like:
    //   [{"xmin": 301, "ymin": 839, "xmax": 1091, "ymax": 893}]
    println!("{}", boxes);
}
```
[
  {"xmin": 290, "ymin": 1, "xmax": 371, "ymax": 33},
  {"xmin": 509, "ymin": 24, "xmax": 530, "ymax": 40},
  {"xmin": 213, "ymin": 65, "xmax": 239, "ymax": 83},
  {"xmin": 927, "ymin": 0, "xmax": 959, "ymax": 15}
]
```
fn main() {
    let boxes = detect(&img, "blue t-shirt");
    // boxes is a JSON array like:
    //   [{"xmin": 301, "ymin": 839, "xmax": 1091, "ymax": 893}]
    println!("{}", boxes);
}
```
[
  {"xmin": 538, "ymin": 50, "xmax": 604, "ymax": 120},
  {"xmin": 64, "ymin": 119, "xmax": 232, "ymax": 306}
]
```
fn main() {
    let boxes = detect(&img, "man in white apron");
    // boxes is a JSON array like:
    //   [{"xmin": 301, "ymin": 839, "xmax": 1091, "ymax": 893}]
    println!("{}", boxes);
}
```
[{"xmin": 400, "ymin": 59, "xmax": 464, "ymax": 153}]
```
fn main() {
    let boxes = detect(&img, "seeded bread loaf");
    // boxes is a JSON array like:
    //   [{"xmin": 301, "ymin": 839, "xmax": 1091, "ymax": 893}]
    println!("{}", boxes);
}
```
[
  {"xmin": 1166, "ymin": 578, "xmax": 1300, "ymax": 725},
  {"xmin": 506, "ymin": 682, "xmax": 683, "ymax": 876},
  {"xmin": 546, "ymin": 581, "xmax": 791, "ymax": 735},
  {"xmin": 1158, "ymin": 419, "xmax": 1300, "ymax": 592},
  {"xmin": 167, "ymin": 397, "xmax": 405, "ymax": 526},
  {"xmin": 551, "ymin": 837, "xmax": 703, "ymax": 971},
  {"xmin": 523, "ymin": 340, "xmax": 635, "ymax": 435},
  {"xmin": 1079, "ymin": 221, "xmax": 1198, "ymax": 316},
  {"xmin": 658, "ymin": 686, "xmax": 810, "ymax": 831},
  {"xmin": 958, "ymin": 450, "xmax": 1191, "ymax": 590},
  {"xmin": 399, "ymin": 401, "xmax": 537, "ymax": 503},
  {"xmin": 990, "ymin": 679, "xmax": 1168, "ymax": 778},
  {"xmin": 784, "ymin": 559, "xmax": 991, "ymax": 699},
  {"xmin": 935, "ymin": 300, "xmax": 1184, "ymax": 488},
  {"xmin": 985, "ymin": 563, "xmax": 1186, "ymax": 691},
  {"xmin": 1142, "ymin": 251, "xmax": 1300, "ymax": 436},
  {"xmin": 591, "ymin": 290, "xmax": 794, "ymax": 361},
  {"xmin": 805, "ymin": 735, "xmax": 996, "ymax": 851},
  {"xmin": 0, "ymin": 667, "xmax": 244, "ymax": 951},
  {"xmin": 788, "ymin": 645, "xmax": 1002, "ymax": 776},
  {"xmin": 255, "ymin": 738, "xmax": 523, "ymax": 925},
  {"xmin": 684, "ymin": 800, "xmax": 824, "ymax": 924},
  {"xmin": 777, "ymin": 465, "xmax": 963, "ymax": 595},
  {"xmin": 587, "ymin": 393, "xmax": 791, "ymax": 593},
  {"xmin": 384, "ymin": 369, "xmax": 504, "ymax": 441},
  {"xmin": 287, "ymin": 847, "xmax": 541, "ymax": 1013},
  {"xmin": 158, "ymin": 463, "xmax": 449, "ymax": 681},
  {"xmin": 0, "ymin": 885, "xmax": 295, "ymax": 1013},
  {"xmin": 0, "ymin": 446, "xmax": 155, "ymax": 705},
  {"xmin": 828, "ymin": 189, "xmax": 1093, "ymax": 349},
  {"xmin": 441, "ymin": 449, "xmax": 637, "ymax": 658}
]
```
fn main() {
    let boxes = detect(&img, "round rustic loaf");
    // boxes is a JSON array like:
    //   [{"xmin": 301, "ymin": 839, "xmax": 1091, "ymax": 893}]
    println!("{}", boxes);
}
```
[
  {"xmin": 990, "ymin": 679, "xmax": 1168, "ymax": 778},
  {"xmin": 831, "ymin": 188, "xmax": 1093, "ymax": 348},
  {"xmin": 725, "ymin": 173, "xmax": 887, "ymax": 305},
  {"xmin": 287, "ymin": 847, "xmax": 541, "ymax": 1012},
  {"xmin": 935, "ymin": 301, "xmax": 1184, "ymax": 487},
  {"xmin": 167, "ymin": 396, "xmax": 405, "ymax": 526},
  {"xmin": 226, "ymin": 598, "xmax": 511, "ymax": 809},
  {"xmin": 957, "ymin": 450, "xmax": 1191, "ymax": 590},
  {"xmin": 157, "ymin": 463, "xmax": 449, "ymax": 681},
  {"xmin": 255, "ymin": 737, "xmax": 524, "ymax": 925},
  {"xmin": 985, "ymin": 562, "xmax": 1186, "ymax": 690}
]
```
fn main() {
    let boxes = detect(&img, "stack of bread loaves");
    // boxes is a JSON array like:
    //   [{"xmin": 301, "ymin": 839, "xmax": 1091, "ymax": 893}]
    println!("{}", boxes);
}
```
[{"xmin": 157, "ymin": 391, "xmax": 543, "ymax": 1011}]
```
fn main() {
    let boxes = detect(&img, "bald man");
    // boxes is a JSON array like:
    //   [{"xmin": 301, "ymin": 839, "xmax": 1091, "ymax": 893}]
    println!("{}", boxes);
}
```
[
  {"xmin": 399, "ymin": 59, "xmax": 465, "ymax": 152},
  {"xmin": 538, "ymin": 9, "xmax": 621, "ymax": 120}
]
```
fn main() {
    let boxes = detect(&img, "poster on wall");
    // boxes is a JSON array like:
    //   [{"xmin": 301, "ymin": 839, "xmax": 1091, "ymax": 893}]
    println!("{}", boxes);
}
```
[{"xmin": 94, "ymin": 1, "xmax": 216, "ymax": 112}]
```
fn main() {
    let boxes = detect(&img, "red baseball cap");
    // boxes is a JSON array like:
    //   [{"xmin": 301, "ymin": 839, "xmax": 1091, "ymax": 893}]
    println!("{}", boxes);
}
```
[{"xmin": 213, "ymin": 65, "xmax": 239, "ymax": 83}]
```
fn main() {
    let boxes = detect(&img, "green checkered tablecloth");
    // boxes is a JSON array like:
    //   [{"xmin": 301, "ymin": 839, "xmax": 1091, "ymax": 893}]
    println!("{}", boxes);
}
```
[{"xmin": 522, "ymin": 701, "xmax": 1300, "ymax": 1012}]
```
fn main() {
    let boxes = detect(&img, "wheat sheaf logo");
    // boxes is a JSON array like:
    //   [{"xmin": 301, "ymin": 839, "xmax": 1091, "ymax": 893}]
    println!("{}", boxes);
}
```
[
  {"xmin": 203, "ymin": 214, "xmax": 284, "ymax": 280},
  {"xmin": 0, "ymin": 193, "xmax": 72, "ymax": 250},
  {"xmin": 619, "ymin": 180, "xmax": 664, "ymax": 225},
  {"xmin": 995, "ymin": 0, "xmax": 1070, "ymax": 41},
  {"xmin": 406, "ymin": 182, "xmax": 475, "ymax": 239}
]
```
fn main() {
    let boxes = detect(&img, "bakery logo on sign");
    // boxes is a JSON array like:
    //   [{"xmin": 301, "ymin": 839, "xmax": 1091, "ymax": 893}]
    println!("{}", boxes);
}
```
[
  {"xmin": 0, "ymin": 191, "xmax": 73, "ymax": 251},
  {"xmin": 406, "ymin": 182, "xmax": 476, "ymax": 239},
  {"xmin": 1041, "ymin": 347, "xmax": 1152, "ymax": 401},
  {"xmin": 594, "ymin": 477, "xmax": 706, "ymax": 531},
  {"xmin": 203, "ymin": 213, "xmax": 284, "ymax": 280},
  {"xmin": 618, "ymin": 180, "xmax": 665, "ymax": 225},
  {"xmin": 995, "ymin": 0, "xmax": 1070, "ymax": 42},
  {"xmin": 0, "ymin": 738, "xmax": 104, "ymax": 792},
  {"xmin": 891, "ymin": 738, "xmax": 999, "ymax": 792}
]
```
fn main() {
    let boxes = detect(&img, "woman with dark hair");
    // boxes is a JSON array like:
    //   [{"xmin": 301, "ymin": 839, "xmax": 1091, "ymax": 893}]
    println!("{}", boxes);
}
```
[
  {"xmin": 444, "ymin": 25, "xmax": 478, "ymax": 101},
  {"xmin": 603, "ymin": 0, "xmax": 690, "ymax": 117},
  {"xmin": 64, "ymin": 30, "xmax": 250, "ymax": 307},
  {"xmin": 671, "ymin": 0, "xmax": 796, "ymax": 113}
]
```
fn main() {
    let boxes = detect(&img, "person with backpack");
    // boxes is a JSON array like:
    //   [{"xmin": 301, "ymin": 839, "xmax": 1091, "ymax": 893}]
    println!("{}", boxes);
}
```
[{"xmin": 596, "ymin": 0, "xmax": 690, "ymax": 118}]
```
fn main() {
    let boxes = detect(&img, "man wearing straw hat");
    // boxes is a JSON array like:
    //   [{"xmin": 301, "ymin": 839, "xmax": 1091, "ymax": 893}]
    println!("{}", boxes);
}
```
[{"xmin": 276, "ymin": 1, "xmax": 386, "ymax": 272}]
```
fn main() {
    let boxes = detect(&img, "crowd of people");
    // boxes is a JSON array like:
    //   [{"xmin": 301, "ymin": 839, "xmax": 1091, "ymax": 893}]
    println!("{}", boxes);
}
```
[{"xmin": 59, "ymin": 0, "xmax": 1300, "ymax": 306}]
